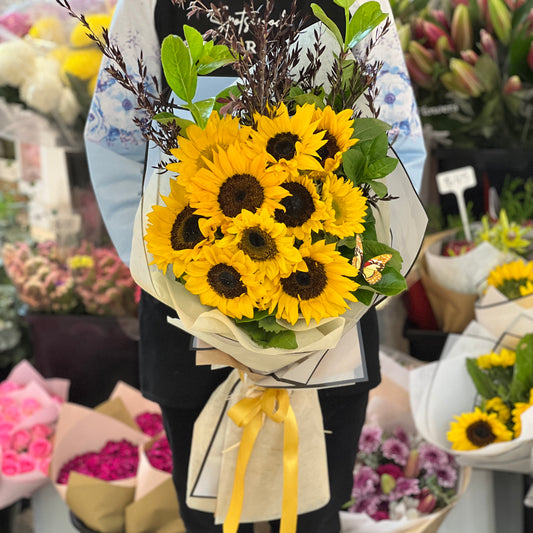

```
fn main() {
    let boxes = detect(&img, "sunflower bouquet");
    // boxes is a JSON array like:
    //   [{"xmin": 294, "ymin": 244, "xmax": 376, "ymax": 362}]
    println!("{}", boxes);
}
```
[
  {"xmin": 475, "ymin": 259, "xmax": 533, "ymax": 339},
  {"xmin": 410, "ymin": 319, "xmax": 533, "ymax": 473}
]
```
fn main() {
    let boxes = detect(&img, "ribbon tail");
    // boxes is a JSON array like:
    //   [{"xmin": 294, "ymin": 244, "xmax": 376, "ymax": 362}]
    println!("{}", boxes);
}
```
[
  {"xmin": 280, "ymin": 403, "xmax": 299, "ymax": 533},
  {"xmin": 223, "ymin": 415, "xmax": 263, "ymax": 533}
]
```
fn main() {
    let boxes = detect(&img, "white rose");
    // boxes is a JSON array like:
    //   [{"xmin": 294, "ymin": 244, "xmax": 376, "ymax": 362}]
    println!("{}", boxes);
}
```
[
  {"xmin": 0, "ymin": 39, "xmax": 36, "ymax": 87},
  {"xmin": 20, "ymin": 71, "xmax": 63, "ymax": 115}
]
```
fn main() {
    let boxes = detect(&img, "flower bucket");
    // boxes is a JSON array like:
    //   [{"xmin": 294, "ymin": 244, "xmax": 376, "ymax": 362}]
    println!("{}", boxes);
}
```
[{"xmin": 23, "ymin": 314, "xmax": 139, "ymax": 407}]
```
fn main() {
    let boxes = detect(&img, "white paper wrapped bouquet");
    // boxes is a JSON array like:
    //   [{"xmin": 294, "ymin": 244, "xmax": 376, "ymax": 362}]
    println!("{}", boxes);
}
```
[{"xmin": 58, "ymin": 0, "xmax": 427, "ymax": 530}]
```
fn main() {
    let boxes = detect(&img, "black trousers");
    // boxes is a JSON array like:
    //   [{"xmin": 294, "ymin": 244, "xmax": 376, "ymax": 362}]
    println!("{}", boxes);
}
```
[{"xmin": 160, "ymin": 389, "xmax": 369, "ymax": 533}]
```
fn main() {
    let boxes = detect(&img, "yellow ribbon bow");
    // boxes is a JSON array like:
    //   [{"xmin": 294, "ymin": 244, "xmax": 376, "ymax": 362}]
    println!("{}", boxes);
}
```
[{"xmin": 223, "ymin": 387, "xmax": 299, "ymax": 533}]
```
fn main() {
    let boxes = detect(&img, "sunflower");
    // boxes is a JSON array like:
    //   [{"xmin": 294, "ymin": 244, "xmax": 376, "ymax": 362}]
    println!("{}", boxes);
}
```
[
  {"xmin": 520, "ymin": 280, "xmax": 533, "ymax": 297},
  {"xmin": 486, "ymin": 260, "xmax": 533, "ymax": 300},
  {"xmin": 272, "ymin": 240, "xmax": 359, "ymax": 325},
  {"xmin": 476, "ymin": 348, "xmax": 516, "ymax": 369},
  {"xmin": 167, "ymin": 112, "xmax": 251, "ymax": 179},
  {"xmin": 485, "ymin": 397, "xmax": 511, "ymax": 424},
  {"xmin": 144, "ymin": 180, "xmax": 207, "ymax": 277},
  {"xmin": 184, "ymin": 246, "xmax": 263, "ymax": 319},
  {"xmin": 447, "ymin": 408, "xmax": 514, "ymax": 450},
  {"xmin": 218, "ymin": 209, "xmax": 305, "ymax": 281},
  {"xmin": 274, "ymin": 173, "xmax": 330, "ymax": 241},
  {"xmin": 185, "ymin": 144, "xmax": 288, "ymax": 229},
  {"xmin": 312, "ymin": 106, "xmax": 358, "ymax": 171},
  {"xmin": 321, "ymin": 173, "xmax": 367, "ymax": 238},
  {"xmin": 250, "ymin": 103, "xmax": 326, "ymax": 172}
]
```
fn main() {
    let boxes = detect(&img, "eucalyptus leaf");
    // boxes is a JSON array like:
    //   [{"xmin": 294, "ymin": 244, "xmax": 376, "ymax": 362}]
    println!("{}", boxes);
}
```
[{"xmin": 161, "ymin": 35, "xmax": 197, "ymax": 103}]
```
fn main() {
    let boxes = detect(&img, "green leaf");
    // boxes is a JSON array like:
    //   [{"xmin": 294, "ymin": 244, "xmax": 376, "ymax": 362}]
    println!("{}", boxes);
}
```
[
  {"xmin": 311, "ymin": 3, "xmax": 344, "ymax": 48},
  {"xmin": 352, "ymin": 117, "xmax": 391, "ymax": 141},
  {"xmin": 367, "ymin": 132, "xmax": 390, "ymax": 161},
  {"xmin": 353, "ymin": 288, "xmax": 374, "ymax": 305},
  {"xmin": 236, "ymin": 320, "xmax": 297, "ymax": 349},
  {"xmin": 509, "ymin": 334, "xmax": 533, "ymax": 403},
  {"xmin": 291, "ymin": 93, "xmax": 326, "ymax": 108},
  {"xmin": 346, "ymin": 1, "xmax": 387, "ymax": 49},
  {"xmin": 183, "ymin": 25, "xmax": 205, "ymax": 63},
  {"xmin": 368, "ymin": 268, "xmax": 407, "ymax": 295},
  {"xmin": 213, "ymin": 85, "xmax": 242, "ymax": 113},
  {"xmin": 466, "ymin": 358, "xmax": 497, "ymax": 399},
  {"xmin": 153, "ymin": 112, "xmax": 195, "ymax": 133},
  {"xmin": 342, "ymin": 147, "xmax": 366, "ymax": 183},
  {"xmin": 266, "ymin": 330, "xmax": 298, "ymax": 349},
  {"xmin": 360, "ymin": 239, "xmax": 403, "ymax": 271},
  {"xmin": 184, "ymin": 97, "xmax": 215, "ymax": 128},
  {"xmin": 367, "ymin": 157, "xmax": 398, "ymax": 180},
  {"xmin": 161, "ymin": 35, "xmax": 197, "ymax": 103},
  {"xmin": 258, "ymin": 315, "xmax": 286, "ymax": 333},
  {"xmin": 369, "ymin": 180, "xmax": 388, "ymax": 198},
  {"xmin": 333, "ymin": 0, "xmax": 354, "ymax": 7}
]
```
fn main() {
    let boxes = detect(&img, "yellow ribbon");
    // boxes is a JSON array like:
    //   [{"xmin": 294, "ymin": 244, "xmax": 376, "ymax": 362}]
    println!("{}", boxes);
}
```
[{"xmin": 223, "ymin": 387, "xmax": 299, "ymax": 533}]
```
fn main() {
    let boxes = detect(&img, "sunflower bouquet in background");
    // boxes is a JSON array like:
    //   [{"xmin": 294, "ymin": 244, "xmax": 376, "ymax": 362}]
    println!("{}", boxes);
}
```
[
  {"xmin": 475, "ymin": 258, "xmax": 533, "ymax": 338},
  {"xmin": 58, "ymin": 0, "xmax": 427, "ymax": 379},
  {"xmin": 447, "ymin": 334, "xmax": 533, "ymax": 451}
]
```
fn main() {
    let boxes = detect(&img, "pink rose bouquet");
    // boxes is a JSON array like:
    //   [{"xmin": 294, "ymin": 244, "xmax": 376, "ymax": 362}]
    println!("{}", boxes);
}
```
[{"xmin": 0, "ymin": 360, "xmax": 68, "ymax": 509}]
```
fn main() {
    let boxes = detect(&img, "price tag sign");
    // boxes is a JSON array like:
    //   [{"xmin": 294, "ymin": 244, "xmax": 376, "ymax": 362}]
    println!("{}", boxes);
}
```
[{"xmin": 436, "ymin": 166, "xmax": 477, "ymax": 242}]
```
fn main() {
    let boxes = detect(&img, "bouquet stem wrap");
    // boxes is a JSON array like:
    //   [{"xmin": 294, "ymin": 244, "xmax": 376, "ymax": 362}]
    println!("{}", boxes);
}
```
[
  {"xmin": 187, "ymin": 371, "xmax": 329, "ymax": 527},
  {"xmin": 224, "ymin": 387, "xmax": 298, "ymax": 533}
]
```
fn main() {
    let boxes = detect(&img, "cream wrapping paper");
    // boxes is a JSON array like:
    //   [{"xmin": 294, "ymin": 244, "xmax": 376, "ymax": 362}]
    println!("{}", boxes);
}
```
[
  {"xmin": 186, "ymin": 370, "xmax": 330, "ymax": 524},
  {"xmin": 409, "ymin": 321, "xmax": 533, "ymax": 473},
  {"xmin": 340, "ymin": 351, "xmax": 471, "ymax": 532}
]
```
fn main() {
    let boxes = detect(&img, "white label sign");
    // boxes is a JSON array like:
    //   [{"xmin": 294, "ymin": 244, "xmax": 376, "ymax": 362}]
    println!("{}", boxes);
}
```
[{"xmin": 436, "ymin": 166, "xmax": 477, "ymax": 195}]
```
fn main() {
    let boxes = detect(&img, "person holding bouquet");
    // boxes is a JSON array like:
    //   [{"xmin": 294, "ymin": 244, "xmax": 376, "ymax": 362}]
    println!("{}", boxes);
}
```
[{"xmin": 83, "ymin": 0, "xmax": 426, "ymax": 531}]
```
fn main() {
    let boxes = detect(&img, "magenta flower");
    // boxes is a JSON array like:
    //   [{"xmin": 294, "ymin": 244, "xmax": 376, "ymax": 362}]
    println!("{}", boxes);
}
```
[
  {"xmin": 389, "ymin": 477, "xmax": 421, "ymax": 500},
  {"xmin": 358, "ymin": 425, "xmax": 382, "ymax": 454},
  {"xmin": 370, "ymin": 510, "xmax": 390, "ymax": 521},
  {"xmin": 433, "ymin": 464, "xmax": 458, "ymax": 489},
  {"xmin": 146, "ymin": 436, "xmax": 173, "ymax": 473},
  {"xmin": 351, "ymin": 494, "xmax": 381, "ymax": 515},
  {"xmin": 135, "ymin": 412, "xmax": 164, "ymax": 437},
  {"xmin": 376, "ymin": 463, "xmax": 404, "ymax": 480},
  {"xmin": 381, "ymin": 438, "xmax": 410, "ymax": 466}
]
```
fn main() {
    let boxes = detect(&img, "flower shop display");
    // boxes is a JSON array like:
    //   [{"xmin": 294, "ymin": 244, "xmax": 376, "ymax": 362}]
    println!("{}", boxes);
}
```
[
  {"xmin": 340, "ymin": 350, "xmax": 469, "ymax": 532},
  {"xmin": 0, "ymin": 360, "xmax": 69, "ymax": 510},
  {"xmin": 57, "ymin": 0, "xmax": 428, "ymax": 529},
  {"xmin": 2, "ymin": 240, "xmax": 140, "ymax": 406},
  {"xmin": 410, "ymin": 318, "xmax": 533, "ymax": 473}
]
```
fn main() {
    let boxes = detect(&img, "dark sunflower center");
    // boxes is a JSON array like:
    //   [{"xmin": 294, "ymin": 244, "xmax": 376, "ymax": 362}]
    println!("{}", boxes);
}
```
[
  {"xmin": 316, "ymin": 131, "xmax": 340, "ymax": 162},
  {"xmin": 218, "ymin": 173, "xmax": 265, "ymax": 217},
  {"xmin": 280, "ymin": 257, "xmax": 327, "ymax": 300},
  {"xmin": 170, "ymin": 206, "xmax": 203, "ymax": 250},
  {"xmin": 207, "ymin": 263, "xmax": 247, "ymax": 299},
  {"xmin": 239, "ymin": 226, "xmax": 278, "ymax": 261},
  {"xmin": 466, "ymin": 420, "xmax": 497, "ymax": 447},
  {"xmin": 274, "ymin": 182, "xmax": 315, "ymax": 228},
  {"xmin": 266, "ymin": 132, "xmax": 300, "ymax": 161}
]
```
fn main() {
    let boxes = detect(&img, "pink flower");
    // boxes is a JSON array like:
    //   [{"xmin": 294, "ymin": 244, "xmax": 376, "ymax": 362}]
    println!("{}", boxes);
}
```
[
  {"xmin": 370, "ymin": 510, "xmax": 390, "ymax": 521},
  {"xmin": 358, "ymin": 426, "xmax": 382, "ymax": 454},
  {"xmin": 389, "ymin": 477, "xmax": 421, "ymax": 500},
  {"xmin": 146, "ymin": 436, "xmax": 173, "ymax": 473},
  {"xmin": 38, "ymin": 457, "xmax": 51, "ymax": 475},
  {"xmin": 392, "ymin": 426, "xmax": 411, "ymax": 446},
  {"xmin": 433, "ymin": 464, "xmax": 458, "ymax": 488},
  {"xmin": 418, "ymin": 442, "xmax": 451, "ymax": 472},
  {"xmin": 0, "ymin": 432, "xmax": 11, "ymax": 450},
  {"xmin": 28, "ymin": 438, "xmax": 53, "ymax": 459},
  {"xmin": 135, "ymin": 412, "xmax": 164, "ymax": 437},
  {"xmin": 18, "ymin": 453, "xmax": 37, "ymax": 473},
  {"xmin": 31, "ymin": 424, "xmax": 53, "ymax": 440},
  {"xmin": 0, "ymin": 381, "xmax": 20, "ymax": 394},
  {"xmin": 350, "ymin": 494, "xmax": 381, "ymax": 515},
  {"xmin": 352, "ymin": 465, "xmax": 380, "ymax": 498},
  {"xmin": 11, "ymin": 429, "xmax": 32, "ymax": 452},
  {"xmin": 2, "ymin": 456, "xmax": 20, "ymax": 476},
  {"xmin": 381, "ymin": 438, "xmax": 410, "ymax": 466},
  {"xmin": 0, "ymin": 422, "xmax": 15, "ymax": 433}
]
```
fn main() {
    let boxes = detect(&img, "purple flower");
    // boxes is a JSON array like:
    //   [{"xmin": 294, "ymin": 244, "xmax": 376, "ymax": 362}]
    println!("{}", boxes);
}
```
[
  {"xmin": 418, "ymin": 442, "xmax": 450, "ymax": 473},
  {"xmin": 381, "ymin": 438, "xmax": 410, "ymax": 466},
  {"xmin": 434, "ymin": 464, "xmax": 458, "ymax": 489},
  {"xmin": 358, "ymin": 426, "xmax": 382, "ymax": 454},
  {"xmin": 350, "ymin": 494, "xmax": 381, "ymax": 516},
  {"xmin": 389, "ymin": 477, "xmax": 421, "ymax": 500},
  {"xmin": 392, "ymin": 426, "xmax": 411, "ymax": 446},
  {"xmin": 352, "ymin": 465, "xmax": 380, "ymax": 498}
]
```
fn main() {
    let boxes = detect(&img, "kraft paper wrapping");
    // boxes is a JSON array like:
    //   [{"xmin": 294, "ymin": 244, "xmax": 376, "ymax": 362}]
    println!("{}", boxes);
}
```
[
  {"xmin": 339, "ymin": 351, "xmax": 471, "ymax": 532},
  {"xmin": 187, "ymin": 370, "xmax": 330, "ymax": 524},
  {"xmin": 108, "ymin": 381, "xmax": 162, "ymax": 421},
  {"xmin": 50, "ymin": 403, "xmax": 150, "ymax": 532}
]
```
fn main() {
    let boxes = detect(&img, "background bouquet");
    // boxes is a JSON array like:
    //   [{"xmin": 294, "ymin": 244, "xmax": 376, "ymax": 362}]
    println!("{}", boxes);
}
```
[
  {"xmin": 1, "ymin": 240, "xmax": 138, "ymax": 317},
  {"xmin": 0, "ymin": 360, "xmax": 69, "ymax": 509}
]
